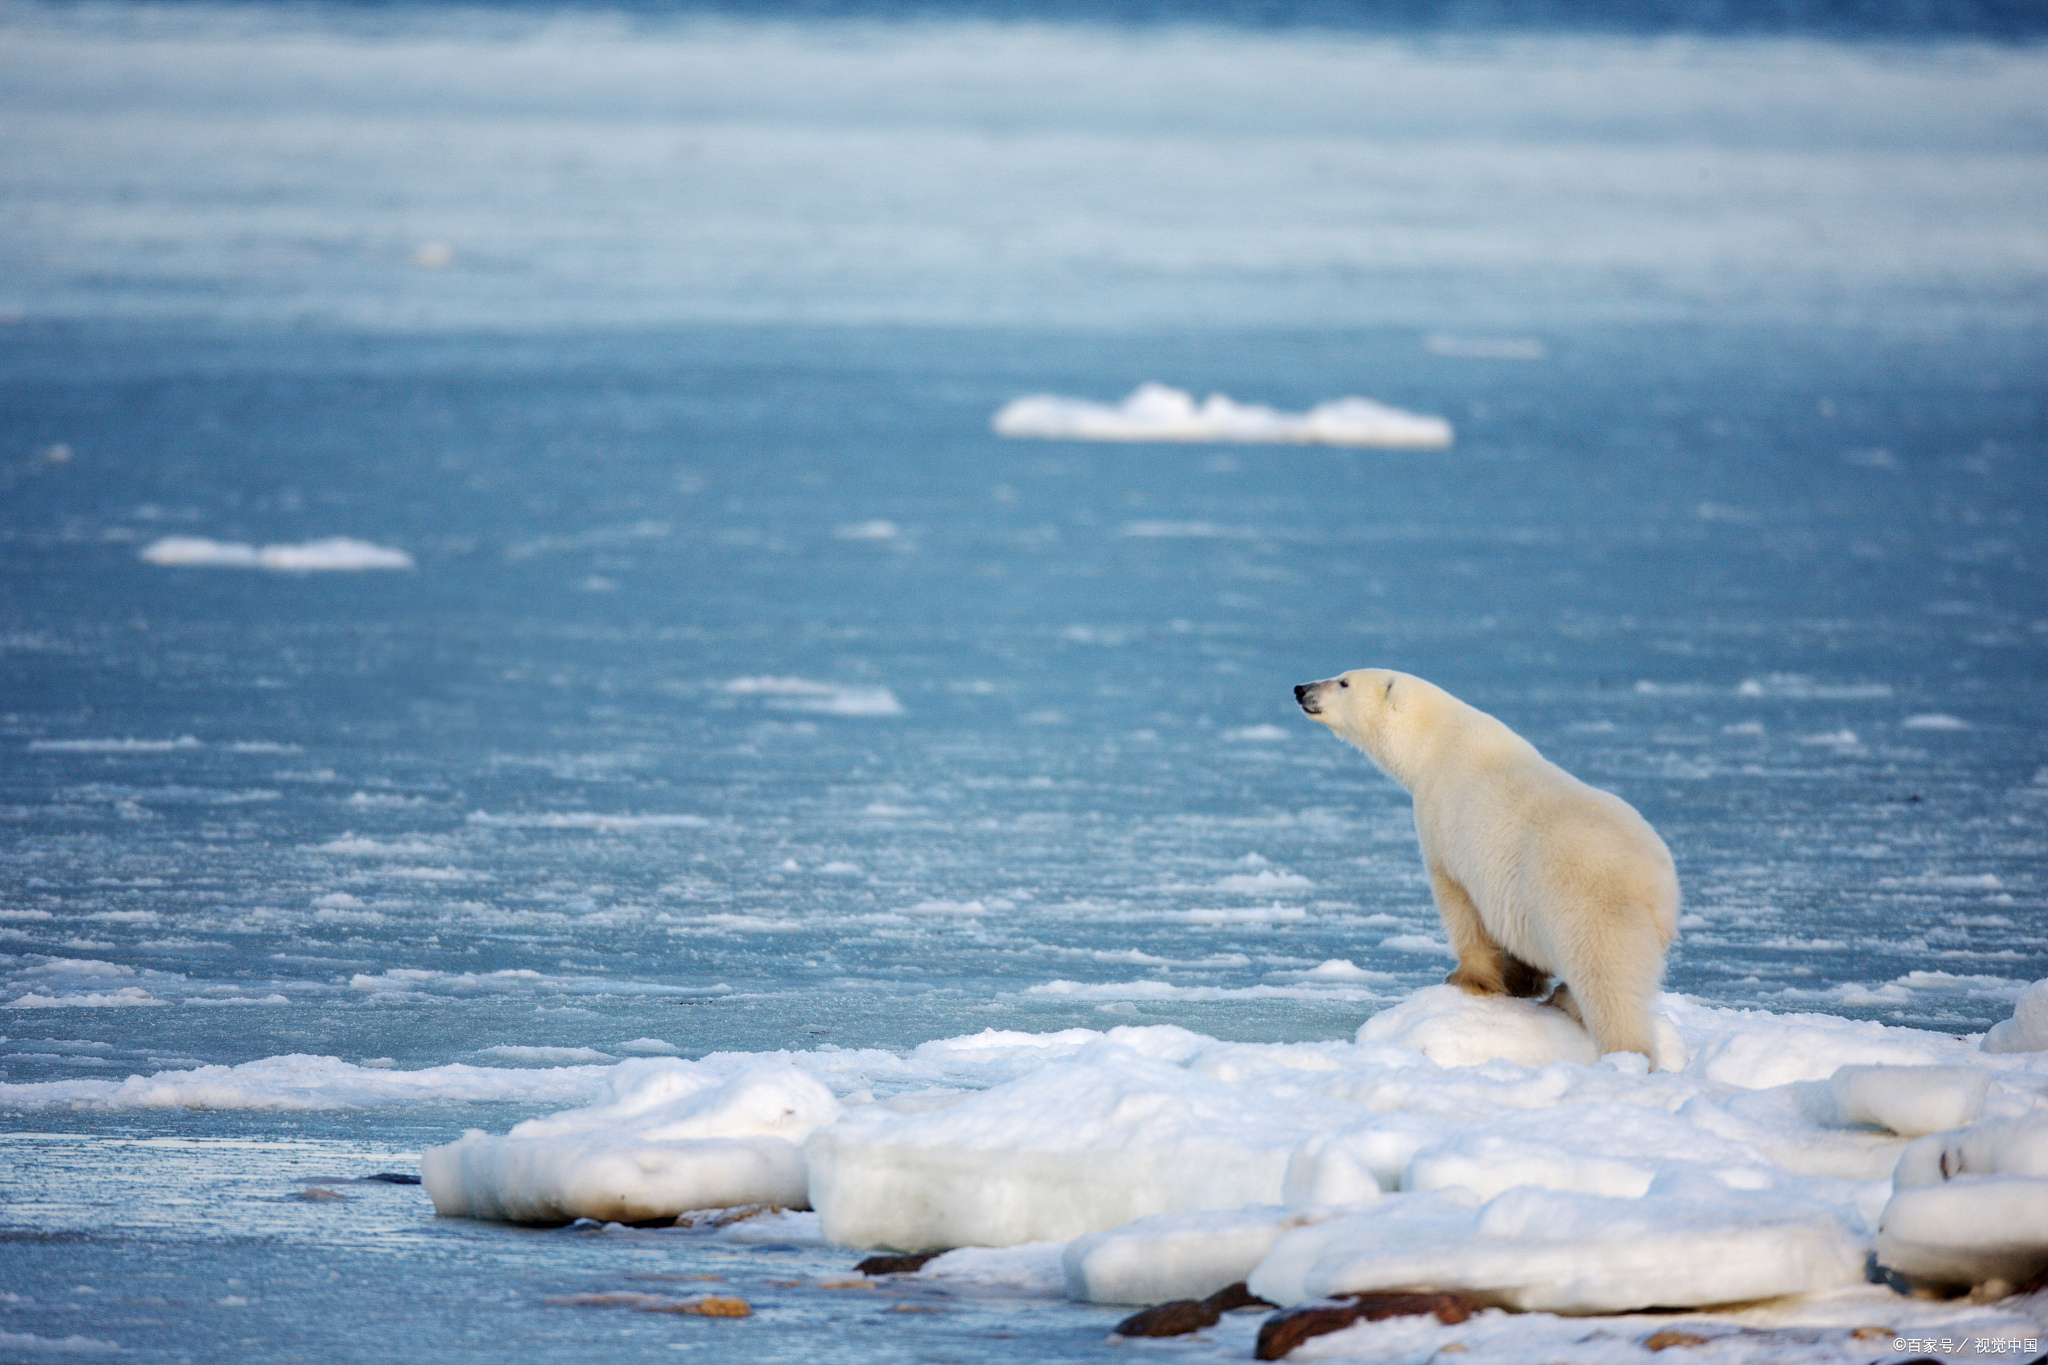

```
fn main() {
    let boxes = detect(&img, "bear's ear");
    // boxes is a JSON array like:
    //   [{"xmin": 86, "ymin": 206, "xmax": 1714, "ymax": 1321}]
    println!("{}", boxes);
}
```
[{"xmin": 1383, "ymin": 675, "xmax": 1399, "ymax": 709}]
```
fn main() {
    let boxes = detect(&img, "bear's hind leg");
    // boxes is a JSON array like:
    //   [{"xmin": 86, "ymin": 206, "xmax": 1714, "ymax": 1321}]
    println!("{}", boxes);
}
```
[
  {"xmin": 1555, "ymin": 946, "xmax": 1661, "ymax": 1065},
  {"xmin": 1431, "ymin": 867, "xmax": 1512, "ymax": 996}
]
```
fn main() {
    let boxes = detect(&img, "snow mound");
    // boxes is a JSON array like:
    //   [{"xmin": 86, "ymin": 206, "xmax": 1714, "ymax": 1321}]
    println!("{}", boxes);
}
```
[
  {"xmin": 422, "ymin": 1062, "xmax": 840, "ymax": 1224},
  {"xmin": 387, "ymin": 977, "xmax": 2048, "ymax": 1319},
  {"xmin": 806, "ymin": 1041, "xmax": 1314, "ymax": 1251},
  {"xmin": 1984, "ymin": 978, "xmax": 2048, "ymax": 1053},
  {"xmin": 1357, "ymin": 984, "xmax": 1610, "ymax": 1068},
  {"xmin": 140, "ymin": 536, "xmax": 415, "ymax": 571},
  {"xmin": 991, "ymin": 383, "xmax": 1453, "ymax": 448},
  {"xmin": 1825, "ymin": 1064, "xmax": 1987, "ymax": 1137}
]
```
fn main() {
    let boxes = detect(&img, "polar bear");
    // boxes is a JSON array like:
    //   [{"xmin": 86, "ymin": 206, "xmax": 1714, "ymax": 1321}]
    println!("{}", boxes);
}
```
[{"xmin": 1294, "ymin": 669, "xmax": 1678, "ymax": 1064}]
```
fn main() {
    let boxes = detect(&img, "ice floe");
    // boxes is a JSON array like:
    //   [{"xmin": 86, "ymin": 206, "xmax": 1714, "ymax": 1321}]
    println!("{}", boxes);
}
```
[
  {"xmin": 991, "ymin": 383, "xmax": 1453, "ymax": 448},
  {"xmin": 719, "ymin": 676, "xmax": 904, "ymax": 717},
  {"xmin": 139, "ymin": 536, "xmax": 415, "ymax": 571},
  {"xmin": 424, "ymin": 1062, "xmax": 836, "ymax": 1224}
]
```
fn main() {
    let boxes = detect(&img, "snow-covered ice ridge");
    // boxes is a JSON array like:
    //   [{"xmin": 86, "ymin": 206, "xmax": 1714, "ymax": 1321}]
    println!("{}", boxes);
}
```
[
  {"xmin": 15, "ymin": 986, "xmax": 2048, "ymax": 1355},
  {"xmin": 421, "ymin": 986, "xmax": 2048, "ymax": 1344},
  {"xmin": 992, "ymin": 384, "xmax": 1454, "ymax": 448}
]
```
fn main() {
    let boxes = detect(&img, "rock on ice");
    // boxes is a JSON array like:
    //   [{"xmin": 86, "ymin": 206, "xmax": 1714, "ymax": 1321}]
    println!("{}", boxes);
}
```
[{"xmin": 421, "ymin": 1062, "xmax": 839, "ymax": 1224}]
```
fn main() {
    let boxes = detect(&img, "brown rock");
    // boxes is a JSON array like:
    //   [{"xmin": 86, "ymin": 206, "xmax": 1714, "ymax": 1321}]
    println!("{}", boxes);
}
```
[
  {"xmin": 1113, "ymin": 1299, "xmax": 1221, "ymax": 1337},
  {"xmin": 1254, "ymin": 1292, "xmax": 1483, "ymax": 1360},
  {"xmin": 854, "ymin": 1251, "xmax": 942, "ymax": 1275},
  {"xmin": 1202, "ymin": 1282, "xmax": 1276, "ymax": 1314},
  {"xmin": 1644, "ymin": 1329, "xmax": 1715, "ymax": 1350},
  {"xmin": 636, "ymin": 1295, "xmax": 753, "ymax": 1317},
  {"xmin": 298, "ymin": 1187, "xmax": 348, "ymax": 1203}
]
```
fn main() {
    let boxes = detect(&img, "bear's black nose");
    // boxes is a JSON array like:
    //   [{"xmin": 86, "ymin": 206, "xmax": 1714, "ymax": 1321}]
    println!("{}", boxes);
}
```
[{"xmin": 1293, "ymin": 683, "xmax": 1311, "ymax": 702}]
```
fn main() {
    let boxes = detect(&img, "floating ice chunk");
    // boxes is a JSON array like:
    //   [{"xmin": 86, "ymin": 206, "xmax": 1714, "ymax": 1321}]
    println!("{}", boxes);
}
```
[
  {"xmin": 140, "ymin": 536, "xmax": 414, "ymax": 571},
  {"xmin": 1356, "ymin": 985, "xmax": 1601, "ymax": 1069},
  {"xmin": 806, "ymin": 1042, "xmax": 1314, "ymax": 1251},
  {"xmin": 991, "ymin": 384, "xmax": 1453, "ymax": 448},
  {"xmin": 1983, "ymin": 978, "xmax": 2048, "ymax": 1054},
  {"xmin": 1063, "ymin": 1205, "xmax": 1299, "ymax": 1304},
  {"xmin": 1212, "ymin": 868, "xmax": 1312, "ymax": 894},
  {"xmin": 1877, "ymin": 1177, "xmax": 2048, "ymax": 1289},
  {"xmin": 1423, "ymin": 334, "xmax": 1547, "ymax": 360},
  {"xmin": 1248, "ymin": 1186, "xmax": 1866, "ymax": 1314},
  {"xmin": 4, "ymin": 987, "xmax": 165, "ymax": 1009},
  {"xmin": 424, "ymin": 1132, "xmax": 808, "ymax": 1225},
  {"xmin": 1823, "ymin": 1065, "xmax": 1987, "ymax": 1137},
  {"xmin": 920, "ymin": 1242, "xmax": 1069, "ymax": 1295},
  {"xmin": 28, "ymin": 736, "xmax": 201, "ymax": 752},
  {"xmin": 720, "ymin": 676, "xmax": 904, "ymax": 717},
  {"xmin": 422, "ymin": 1062, "xmax": 841, "ymax": 1224}
]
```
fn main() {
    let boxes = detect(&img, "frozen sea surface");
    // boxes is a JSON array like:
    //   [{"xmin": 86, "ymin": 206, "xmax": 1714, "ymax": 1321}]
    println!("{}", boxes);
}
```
[{"xmin": 1, "ymin": 4, "xmax": 2046, "ymax": 1362}]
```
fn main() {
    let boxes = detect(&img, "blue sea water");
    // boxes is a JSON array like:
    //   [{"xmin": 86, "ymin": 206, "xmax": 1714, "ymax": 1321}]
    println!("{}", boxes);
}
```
[{"xmin": 1, "ymin": 3, "xmax": 2046, "ymax": 1359}]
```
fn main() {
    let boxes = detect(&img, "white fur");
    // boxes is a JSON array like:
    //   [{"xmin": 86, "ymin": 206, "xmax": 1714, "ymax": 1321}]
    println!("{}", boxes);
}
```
[{"xmin": 1295, "ymin": 669, "xmax": 1678, "ymax": 1064}]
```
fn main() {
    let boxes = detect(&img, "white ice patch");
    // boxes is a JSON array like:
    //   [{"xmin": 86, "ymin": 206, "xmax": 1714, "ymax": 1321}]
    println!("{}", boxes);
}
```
[
  {"xmin": 1212, "ymin": 868, "xmax": 1313, "ymax": 894},
  {"xmin": 465, "ymin": 811, "xmax": 711, "ymax": 831},
  {"xmin": 422, "ymin": 1062, "xmax": 839, "ymax": 1224},
  {"xmin": 28, "ymin": 736, "xmax": 200, "ymax": 753},
  {"xmin": 1423, "ymin": 334, "xmax": 1547, "ymax": 360},
  {"xmin": 991, "ymin": 384, "xmax": 1453, "ymax": 448},
  {"xmin": 475, "ymin": 1045, "xmax": 617, "ymax": 1066},
  {"xmin": 4, "ymin": 987, "xmax": 165, "ymax": 1009},
  {"xmin": 0, "ymin": 1331, "xmax": 122, "ymax": 1355},
  {"xmin": 719, "ymin": 676, "xmax": 904, "ymax": 717},
  {"xmin": 0, "ymin": 1053, "xmax": 612, "ymax": 1111},
  {"xmin": 1222, "ymin": 724, "xmax": 1291, "ymax": 742},
  {"xmin": 139, "ymin": 536, "xmax": 414, "ymax": 571}
]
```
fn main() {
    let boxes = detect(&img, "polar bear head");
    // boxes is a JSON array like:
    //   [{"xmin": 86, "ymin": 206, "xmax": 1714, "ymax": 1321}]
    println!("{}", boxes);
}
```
[{"xmin": 1293, "ymin": 668, "xmax": 1438, "ymax": 788}]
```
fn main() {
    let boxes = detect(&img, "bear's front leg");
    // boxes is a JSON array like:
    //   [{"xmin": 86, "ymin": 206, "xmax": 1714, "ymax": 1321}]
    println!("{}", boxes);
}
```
[{"xmin": 1430, "ymin": 866, "xmax": 1508, "ymax": 995}]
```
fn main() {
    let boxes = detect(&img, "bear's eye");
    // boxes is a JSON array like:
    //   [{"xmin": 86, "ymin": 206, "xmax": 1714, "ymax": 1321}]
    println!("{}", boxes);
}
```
[{"xmin": 1338, "ymin": 679, "xmax": 1348, "ymax": 689}]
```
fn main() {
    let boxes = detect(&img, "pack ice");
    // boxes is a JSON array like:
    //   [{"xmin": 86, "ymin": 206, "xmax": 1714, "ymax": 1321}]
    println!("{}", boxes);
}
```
[{"xmin": 423, "ymin": 982, "xmax": 2048, "ymax": 1318}]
